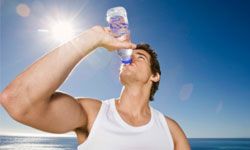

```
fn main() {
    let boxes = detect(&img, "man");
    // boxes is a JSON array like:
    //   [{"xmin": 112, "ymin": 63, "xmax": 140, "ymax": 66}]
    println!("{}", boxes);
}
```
[{"xmin": 0, "ymin": 26, "xmax": 190, "ymax": 149}]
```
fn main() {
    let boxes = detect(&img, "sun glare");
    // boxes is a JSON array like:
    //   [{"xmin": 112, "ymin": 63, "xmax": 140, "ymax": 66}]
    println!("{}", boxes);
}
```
[
  {"xmin": 38, "ymin": 19, "xmax": 76, "ymax": 43},
  {"xmin": 49, "ymin": 21, "xmax": 74, "ymax": 42}
]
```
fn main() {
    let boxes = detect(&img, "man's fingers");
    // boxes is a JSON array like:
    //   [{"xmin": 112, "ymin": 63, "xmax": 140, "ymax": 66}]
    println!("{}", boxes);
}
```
[
  {"xmin": 112, "ymin": 41, "xmax": 136, "ymax": 50},
  {"xmin": 104, "ymin": 27, "xmax": 112, "ymax": 34},
  {"xmin": 100, "ymin": 26, "xmax": 136, "ymax": 51},
  {"xmin": 117, "ymin": 34, "xmax": 130, "ymax": 42},
  {"xmin": 130, "ymin": 43, "xmax": 137, "ymax": 49}
]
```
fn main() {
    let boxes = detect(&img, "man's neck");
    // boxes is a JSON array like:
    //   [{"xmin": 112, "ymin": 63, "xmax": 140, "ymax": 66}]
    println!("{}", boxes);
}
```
[{"xmin": 117, "ymin": 84, "xmax": 151, "ymax": 117}]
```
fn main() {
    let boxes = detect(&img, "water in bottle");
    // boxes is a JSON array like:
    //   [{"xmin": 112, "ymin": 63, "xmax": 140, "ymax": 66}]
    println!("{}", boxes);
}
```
[{"xmin": 106, "ymin": 6, "xmax": 133, "ymax": 64}]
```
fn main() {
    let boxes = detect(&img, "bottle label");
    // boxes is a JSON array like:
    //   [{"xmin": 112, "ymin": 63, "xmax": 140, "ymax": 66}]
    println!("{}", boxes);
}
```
[{"xmin": 108, "ymin": 16, "xmax": 129, "ymax": 38}]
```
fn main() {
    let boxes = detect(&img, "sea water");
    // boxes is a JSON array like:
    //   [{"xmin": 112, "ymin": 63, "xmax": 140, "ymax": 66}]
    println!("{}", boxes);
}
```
[{"xmin": 1, "ymin": 136, "xmax": 250, "ymax": 150}]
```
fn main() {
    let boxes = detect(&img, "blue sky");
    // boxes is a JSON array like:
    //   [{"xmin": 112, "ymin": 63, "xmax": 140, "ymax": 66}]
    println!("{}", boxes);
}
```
[{"xmin": 1, "ymin": 0, "xmax": 250, "ymax": 138}]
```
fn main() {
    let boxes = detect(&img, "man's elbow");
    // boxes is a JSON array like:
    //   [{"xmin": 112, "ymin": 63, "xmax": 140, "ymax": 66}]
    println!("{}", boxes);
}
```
[{"xmin": 0, "ymin": 89, "xmax": 29, "ymax": 122}]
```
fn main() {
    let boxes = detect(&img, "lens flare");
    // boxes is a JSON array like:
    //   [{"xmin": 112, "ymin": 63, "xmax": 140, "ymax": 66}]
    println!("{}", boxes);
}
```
[
  {"xmin": 179, "ymin": 83, "xmax": 194, "ymax": 101},
  {"xmin": 16, "ymin": 3, "xmax": 30, "ymax": 17}
]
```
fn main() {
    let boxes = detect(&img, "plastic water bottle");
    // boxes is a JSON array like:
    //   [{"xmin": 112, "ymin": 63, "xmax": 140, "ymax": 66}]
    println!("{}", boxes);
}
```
[{"xmin": 106, "ymin": 6, "xmax": 132, "ymax": 64}]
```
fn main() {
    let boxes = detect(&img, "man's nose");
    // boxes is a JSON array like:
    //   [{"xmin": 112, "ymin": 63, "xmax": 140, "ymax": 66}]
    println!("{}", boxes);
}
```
[{"xmin": 131, "ymin": 55, "xmax": 136, "ymax": 63}]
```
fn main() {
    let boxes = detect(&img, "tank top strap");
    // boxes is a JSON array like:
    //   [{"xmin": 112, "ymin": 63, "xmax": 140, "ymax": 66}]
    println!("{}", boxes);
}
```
[
  {"xmin": 154, "ymin": 109, "xmax": 174, "ymax": 149},
  {"xmin": 77, "ymin": 98, "xmax": 113, "ymax": 149}
]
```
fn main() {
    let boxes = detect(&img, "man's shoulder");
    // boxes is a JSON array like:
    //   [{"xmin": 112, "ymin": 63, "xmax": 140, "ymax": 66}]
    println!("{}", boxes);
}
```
[
  {"xmin": 163, "ymin": 116, "xmax": 190, "ymax": 149},
  {"xmin": 76, "ymin": 98, "xmax": 103, "ymax": 131},
  {"xmin": 164, "ymin": 116, "xmax": 180, "ymax": 129},
  {"xmin": 164, "ymin": 116, "xmax": 185, "ymax": 136},
  {"xmin": 77, "ymin": 97, "xmax": 102, "ymax": 105},
  {"xmin": 77, "ymin": 98, "xmax": 102, "ymax": 114}
]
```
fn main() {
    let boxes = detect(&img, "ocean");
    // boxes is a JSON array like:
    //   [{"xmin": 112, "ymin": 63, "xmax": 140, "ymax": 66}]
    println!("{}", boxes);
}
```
[
  {"xmin": 189, "ymin": 138, "xmax": 250, "ymax": 150},
  {"xmin": 0, "ymin": 136, "xmax": 250, "ymax": 150}
]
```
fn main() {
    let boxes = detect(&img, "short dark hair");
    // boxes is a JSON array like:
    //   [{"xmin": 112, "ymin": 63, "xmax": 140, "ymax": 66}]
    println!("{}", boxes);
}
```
[{"xmin": 136, "ymin": 43, "xmax": 161, "ymax": 101}]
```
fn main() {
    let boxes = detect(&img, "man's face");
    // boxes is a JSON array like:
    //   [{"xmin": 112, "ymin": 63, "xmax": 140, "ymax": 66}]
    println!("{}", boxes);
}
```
[{"xmin": 119, "ymin": 49, "xmax": 153, "ymax": 85}]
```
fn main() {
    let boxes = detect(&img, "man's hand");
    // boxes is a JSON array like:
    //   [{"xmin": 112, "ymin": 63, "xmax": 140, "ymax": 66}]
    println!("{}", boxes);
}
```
[{"xmin": 90, "ymin": 25, "xmax": 136, "ymax": 51}]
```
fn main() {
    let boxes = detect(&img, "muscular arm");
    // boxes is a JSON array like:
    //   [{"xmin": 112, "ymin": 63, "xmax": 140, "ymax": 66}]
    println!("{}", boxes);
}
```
[
  {"xmin": 166, "ymin": 117, "xmax": 191, "ymax": 150},
  {"xmin": 0, "ymin": 26, "xmax": 136, "ymax": 133}
]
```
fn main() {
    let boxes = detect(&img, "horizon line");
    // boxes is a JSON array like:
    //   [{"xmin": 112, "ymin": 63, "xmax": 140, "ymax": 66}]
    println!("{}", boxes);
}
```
[{"xmin": 0, "ymin": 133, "xmax": 249, "ymax": 139}]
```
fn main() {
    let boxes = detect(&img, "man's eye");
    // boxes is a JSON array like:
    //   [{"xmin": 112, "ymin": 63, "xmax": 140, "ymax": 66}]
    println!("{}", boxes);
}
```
[{"xmin": 138, "ymin": 56, "xmax": 144, "ymax": 60}]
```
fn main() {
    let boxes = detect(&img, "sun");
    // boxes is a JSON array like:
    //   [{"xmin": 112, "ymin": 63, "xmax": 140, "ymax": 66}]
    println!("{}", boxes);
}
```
[
  {"xmin": 49, "ymin": 20, "xmax": 75, "ymax": 42},
  {"xmin": 38, "ymin": 18, "xmax": 76, "ymax": 43}
]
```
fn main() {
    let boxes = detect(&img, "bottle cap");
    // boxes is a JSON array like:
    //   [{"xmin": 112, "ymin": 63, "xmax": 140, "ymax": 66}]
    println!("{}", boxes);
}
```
[{"xmin": 121, "ymin": 58, "xmax": 132, "ymax": 64}]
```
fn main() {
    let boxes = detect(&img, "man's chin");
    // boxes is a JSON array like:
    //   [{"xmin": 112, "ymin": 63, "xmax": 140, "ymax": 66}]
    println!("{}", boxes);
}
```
[
  {"xmin": 119, "ymin": 72, "xmax": 134, "ymax": 84},
  {"xmin": 120, "ymin": 69, "xmax": 133, "ymax": 77}
]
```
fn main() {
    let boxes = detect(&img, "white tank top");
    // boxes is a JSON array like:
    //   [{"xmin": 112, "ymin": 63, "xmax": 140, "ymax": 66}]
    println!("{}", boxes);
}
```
[{"xmin": 78, "ymin": 98, "xmax": 174, "ymax": 150}]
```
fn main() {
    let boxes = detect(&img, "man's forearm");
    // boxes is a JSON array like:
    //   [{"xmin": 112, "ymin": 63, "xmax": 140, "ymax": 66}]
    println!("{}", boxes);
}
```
[{"xmin": 2, "ymin": 29, "xmax": 99, "ymax": 105}]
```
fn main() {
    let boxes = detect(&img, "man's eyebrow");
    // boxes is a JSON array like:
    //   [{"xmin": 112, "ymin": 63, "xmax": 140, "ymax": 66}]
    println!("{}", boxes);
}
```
[{"xmin": 135, "ymin": 51, "xmax": 149, "ymax": 60}]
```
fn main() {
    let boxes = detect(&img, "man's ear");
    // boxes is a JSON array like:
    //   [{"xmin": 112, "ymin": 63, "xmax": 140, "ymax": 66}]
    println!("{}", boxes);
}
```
[{"xmin": 151, "ymin": 72, "xmax": 160, "ymax": 82}]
